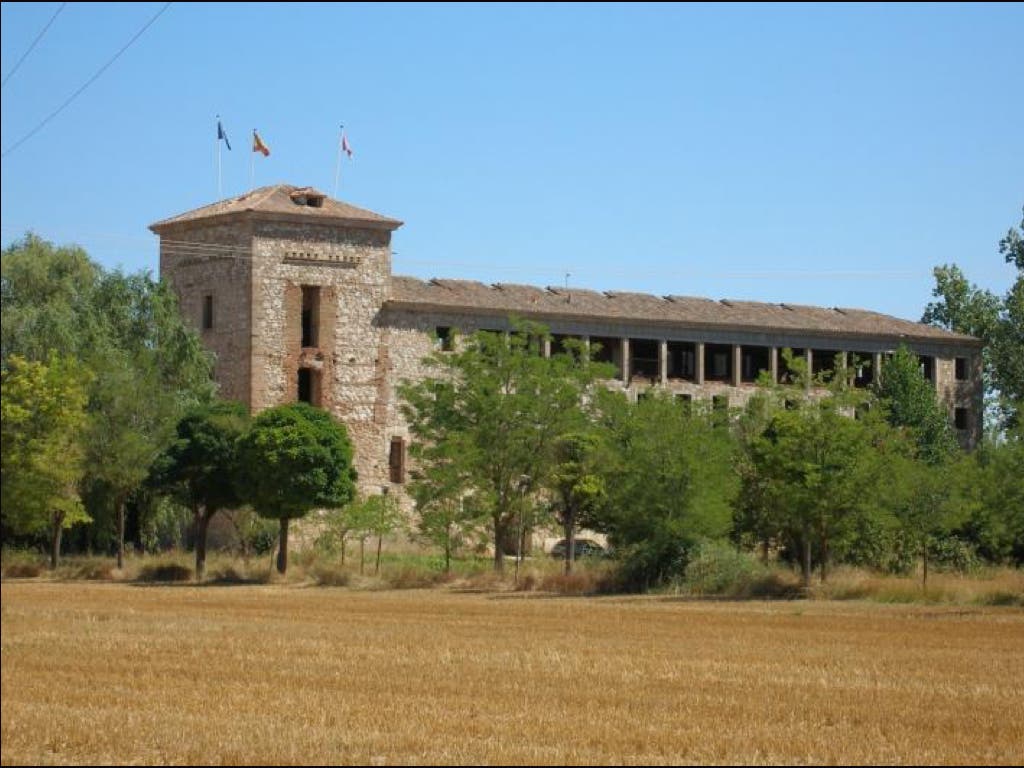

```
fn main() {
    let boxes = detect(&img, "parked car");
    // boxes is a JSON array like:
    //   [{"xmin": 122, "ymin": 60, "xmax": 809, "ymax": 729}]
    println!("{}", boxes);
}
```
[{"xmin": 549, "ymin": 538, "xmax": 606, "ymax": 559}]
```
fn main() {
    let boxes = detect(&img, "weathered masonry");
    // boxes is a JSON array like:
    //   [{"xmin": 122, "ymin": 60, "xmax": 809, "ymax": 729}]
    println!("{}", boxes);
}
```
[{"xmin": 152, "ymin": 185, "xmax": 985, "ymax": 499}]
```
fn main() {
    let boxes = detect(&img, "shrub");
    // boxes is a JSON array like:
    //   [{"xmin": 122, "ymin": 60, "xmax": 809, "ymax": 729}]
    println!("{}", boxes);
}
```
[
  {"xmin": 683, "ymin": 540, "xmax": 770, "ymax": 596},
  {"xmin": 3, "ymin": 561, "xmax": 43, "ymax": 578},
  {"xmin": 137, "ymin": 562, "xmax": 193, "ymax": 582},
  {"xmin": 311, "ymin": 563, "xmax": 351, "ymax": 587}
]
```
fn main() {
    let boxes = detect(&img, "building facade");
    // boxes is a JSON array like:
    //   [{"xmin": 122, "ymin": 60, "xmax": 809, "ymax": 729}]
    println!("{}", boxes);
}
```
[{"xmin": 152, "ymin": 185, "xmax": 985, "ymax": 499}]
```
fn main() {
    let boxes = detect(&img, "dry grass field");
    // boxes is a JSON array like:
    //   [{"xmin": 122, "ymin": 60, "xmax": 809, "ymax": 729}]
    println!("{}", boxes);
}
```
[{"xmin": 2, "ymin": 582, "xmax": 1022, "ymax": 765}]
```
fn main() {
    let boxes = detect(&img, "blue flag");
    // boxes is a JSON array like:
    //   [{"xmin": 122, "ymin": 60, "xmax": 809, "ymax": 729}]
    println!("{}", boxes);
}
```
[{"xmin": 217, "ymin": 120, "xmax": 231, "ymax": 151}]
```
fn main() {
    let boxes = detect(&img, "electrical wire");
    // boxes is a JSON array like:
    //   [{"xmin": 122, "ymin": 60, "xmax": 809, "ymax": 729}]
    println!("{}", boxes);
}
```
[
  {"xmin": 1, "ymin": 2, "xmax": 172, "ymax": 159},
  {"xmin": 1, "ymin": 2, "xmax": 68, "ymax": 89}
]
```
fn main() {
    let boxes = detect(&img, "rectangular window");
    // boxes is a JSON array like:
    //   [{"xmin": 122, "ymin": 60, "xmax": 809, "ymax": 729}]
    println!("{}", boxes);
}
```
[
  {"xmin": 389, "ymin": 437, "xmax": 406, "ymax": 484},
  {"xmin": 202, "ymin": 294, "xmax": 214, "ymax": 330},
  {"xmin": 297, "ymin": 368, "xmax": 321, "ymax": 406},
  {"xmin": 435, "ymin": 326, "xmax": 453, "ymax": 352},
  {"xmin": 954, "ymin": 407, "xmax": 969, "ymax": 430},
  {"xmin": 955, "ymin": 357, "xmax": 968, "ymax": 381},
  {"xmin": 301, "ymin": 286, "xmax": 320, "ymax": 348},
  {"xmin": 919, "ymin": 355, "xmax": 935, "ymax": 382},
  {"xmin": 675, "ymin": 393, "xmax": 693, "ymax": 415}
]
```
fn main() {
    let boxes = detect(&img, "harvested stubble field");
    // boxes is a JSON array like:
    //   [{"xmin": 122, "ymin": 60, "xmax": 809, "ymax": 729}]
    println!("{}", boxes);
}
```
[{"xmin": 2, "ymin": 582, "xmax": 1022, "ymax": 765}]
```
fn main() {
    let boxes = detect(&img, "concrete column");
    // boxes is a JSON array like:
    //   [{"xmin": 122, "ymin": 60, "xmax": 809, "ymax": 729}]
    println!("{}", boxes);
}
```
[
  {"xmin": 839, "ymin": 350, "xmax": 849, "ymax": 387},
  {"xmin": 696, "ymin": 342, "xmax": 705, "ymax": 386},
  {"xmin": 542, "ymin": 337, "xmax": 551, "ymax": 358},
  {"xmin": 659, "ymin": 339, "xmax": 668, "ymax": 386},
  {"xmin": 769, "ymin": 347, "xmax": 778, "ymax": 383},
  {"xmin": 732, "ymin": 344, "xmax": 742, "ymax": 387},
  {"xmin": 621, "ymin": 338, "xmax": 630, "ymax": 383},
  {"xmin": 874, "ymin": 352, "xmax": 883, "ymax": 385},
  {"xmin": 805, "ymin": 348, "xmax": 813, "ymax": 390}
]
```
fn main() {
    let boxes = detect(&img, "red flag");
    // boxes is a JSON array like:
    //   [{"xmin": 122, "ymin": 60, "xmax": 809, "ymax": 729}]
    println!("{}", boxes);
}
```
[
  {"xmin": 252, "ymin": 130, "xmax": 270, "ymax": 157},
  {"xmin": 341, "ymin": 131, "xmax": 353, "ymax": 158}
]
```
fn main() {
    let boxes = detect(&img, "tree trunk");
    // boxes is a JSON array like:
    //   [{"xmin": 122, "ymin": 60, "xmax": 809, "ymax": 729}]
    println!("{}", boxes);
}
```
[
  {"xmin": 444, "ymin": 524, "xmax": 452, "ymax": 575},
  {"xmin": 195, "ymin": 511, "xmax": 212, "ymax": 582},
  {"xmin": 564, "ymin": 512, "xmax": 576, "ymax": 575},
  {"xmin": 359, "ymin": 537, "xmax": 366, "ymax": 575},
  {"xmin": 922, "ymin": 541, "xmax": 929, "ymax": 591},
  {"xmin": 117, "ymin": 495, "xmax": 126, "ymax": 570},
  {"xmin": 50, "ymin": 510, "xmax": 65, "ymax": 570},
  {"xmin": 276, "ymin": 518, "xmax": 289, "ymax": 575},
  {"xmin": 492, "ymin": 516, "xmax": 504, "ymax": 573},
  {"xmin": 375, "ymin": 534, "xmax": 383, "ymax": 575},
  {"xmin": 340, "ymin": 536, "xmax": 346, "ymax": 565},
  {"xmin": 801, "ymin": 535, "xmax": 812, "ymax": 589},
  {"xmin": 819, "ymin": 531, "xmax": 829, "ymax": 583}
]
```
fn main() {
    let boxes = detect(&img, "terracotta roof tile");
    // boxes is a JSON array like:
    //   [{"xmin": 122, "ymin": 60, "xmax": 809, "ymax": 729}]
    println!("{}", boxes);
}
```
[
  {"xmin": 150, "ymin": 184, "xmax": 402, "ymax": 232},
  {"xmin": 388, "ymin": 276, "xmax": 980, "ymax": 346}
]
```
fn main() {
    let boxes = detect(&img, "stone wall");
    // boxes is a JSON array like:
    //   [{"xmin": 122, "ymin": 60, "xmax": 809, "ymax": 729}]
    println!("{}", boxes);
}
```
[
  {"xmin": 249, "ymin": 220, "xmax": 393, "ymax": 493},
  {"xmin": 157, "ymin": 220, "xmax": 253, "ymax": 404}
]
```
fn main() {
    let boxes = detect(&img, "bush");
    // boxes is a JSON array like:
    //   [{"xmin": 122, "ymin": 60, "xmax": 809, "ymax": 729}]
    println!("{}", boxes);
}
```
[
  {"xmin": 311, "ymin": 563, "xmax": 351, "ymax": 587},
  {"xmin": 137, "ymin": 562, "xmax": 193, "ymax": 582},
  {"xmin": 683, "ymin": 540, "xmax": 771, "ymax": 596},
  {"xmin": 931, "ymin": 536, "xmax": 981, "ymax": 573},
  {"xmin": 3, "ymin": 561, "xmax": 43, "ymax": 578}
]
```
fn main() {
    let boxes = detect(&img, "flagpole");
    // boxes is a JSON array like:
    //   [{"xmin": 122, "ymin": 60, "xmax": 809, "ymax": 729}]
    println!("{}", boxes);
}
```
[
  {"xmin": 216, "ymin": 115, "xmax": 222, "ymax": 199},
  {"xmin": 250, "ymin": 129, "xmax": 256, "ymax": 191},
  {"xmin": 333, "ymin": 124, "xmax": 343, "ymax": 198}
]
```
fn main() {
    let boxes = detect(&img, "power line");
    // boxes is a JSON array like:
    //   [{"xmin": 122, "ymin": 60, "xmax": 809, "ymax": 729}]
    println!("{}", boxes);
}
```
[
  {"xmin": 1, "ymin": 2, "xmax": 172, "ymax": 159},
  {"xmin": 1, "ymin": 2, "xmax": 67, "ymax": 89}
]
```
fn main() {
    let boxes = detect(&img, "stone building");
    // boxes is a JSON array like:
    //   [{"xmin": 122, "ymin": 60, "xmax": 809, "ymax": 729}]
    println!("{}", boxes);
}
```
[{"xmin": 152, "ymin": 184, "xmax": 984, "ymax": 500}]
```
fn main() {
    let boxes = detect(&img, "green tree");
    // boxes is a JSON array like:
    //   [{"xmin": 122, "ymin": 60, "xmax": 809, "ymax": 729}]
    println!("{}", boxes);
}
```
[
  {"xmin": 2, "ymin": 236, "xmax": 214, "ymax": 562},
  {"xmin": 875, "ymin": 346, "xmax": 956, "ymax": 464},
  {"xmin": 400, "ymin": 323, "xmax": 612, "ymax": 572},
  {"xmin": 741, "ymin": 397, "xmax": 888, "ymax": 587},
  {"xmin": 410, "ymin": 458, "xmax": 482, "ymax": 574},
  {"xmin": 1, "ymin": 355, "xmax": 92, "ymax": 568},
  {"xmin": 595, "ymin": 392, "xmax": 737, "ymax": 590},
  {"xmin": 883, "ymin": 452, "xmax": 968, "ymax": 588},
  {"xmin": 371, "ymin": 490, "xmax": 404, "ymax": 575},
  {"xmin": 548, "ymin": 431, "xmax": 606, "ymax": 574},
  {"xmin": 923, "ymin": 207, "xmax": 1024, "ymax": 429},
  {"xmin": 151, "ymin": 402, "xmax": 250, "ymax": 580},
  {"xmin": 1, "ymin": 234, "xmax": 101, "ymax": 365},
  {"xmin": 237, "ymin": 403, "xmax": 357, "ymax": 574}
]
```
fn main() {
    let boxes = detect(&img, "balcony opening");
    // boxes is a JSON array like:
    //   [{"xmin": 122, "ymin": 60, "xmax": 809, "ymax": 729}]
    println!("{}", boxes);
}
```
[
  {"xmin": 629, "ymin": 338, "xmax": 659, "ymax": 382},
  {"xmin": 811, "ymin": 349, "xmax": 841, "ymax": 382},
  {"xmin": 779, "ymin": 348, "xmax": 805, "ymax": 385},
  {"xmin": 590, "ymin": 336, "xmax": 622, "ymax": 380},
  {"xmin": 850, "ymin": 352, "xmax": 874, "ymax": 388},
  {"xmin": 740, "ymin": 346, "xmax": 771, "ymax": 384},
  {"xmin": 667, "ymin": 341, "xmax": 696, "ymax": 381},
  {"xmin": 704, "ymin": 343, "xmax": 732, "ymax": 383}
]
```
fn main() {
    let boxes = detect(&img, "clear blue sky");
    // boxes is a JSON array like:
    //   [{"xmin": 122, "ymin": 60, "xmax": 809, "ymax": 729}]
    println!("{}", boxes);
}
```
[{"xmin": 2, "ymin": 2, "xmax": 1021, "ymax": 322}]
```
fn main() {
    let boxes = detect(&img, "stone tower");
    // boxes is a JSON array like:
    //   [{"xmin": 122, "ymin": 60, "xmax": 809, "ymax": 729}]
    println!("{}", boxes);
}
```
[{"xmin": 151, "ymin": 184, "xmax": 403, "ymax": 489}]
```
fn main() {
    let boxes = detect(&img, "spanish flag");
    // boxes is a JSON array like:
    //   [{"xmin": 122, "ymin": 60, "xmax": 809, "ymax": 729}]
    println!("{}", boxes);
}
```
[{"xmin": 252, "ymin": 130, "xmax": 270, "ymax": 157}]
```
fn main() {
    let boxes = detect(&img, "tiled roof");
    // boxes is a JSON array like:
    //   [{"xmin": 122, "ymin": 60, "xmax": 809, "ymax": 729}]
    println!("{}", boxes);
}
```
[
  {"xmin": 388, "ymin": 276, "xmax": 981, "ymax": 345},
  {"xmin": 150, "ymin": 185, "xmax": 402, "ymax": 232}
]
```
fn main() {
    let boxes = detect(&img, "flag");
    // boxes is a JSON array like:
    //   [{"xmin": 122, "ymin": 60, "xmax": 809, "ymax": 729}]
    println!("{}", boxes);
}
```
[
  {"xmin": 217, "ymin": 119, "xmax": 231, "ymax": 151},
  {"xmin": 252, "ymin": 130, "xmax": 270, "ymax": 157},
  {"xmin": 341, "ymin": 130, "xmax": 353, "ymax": 158}
]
